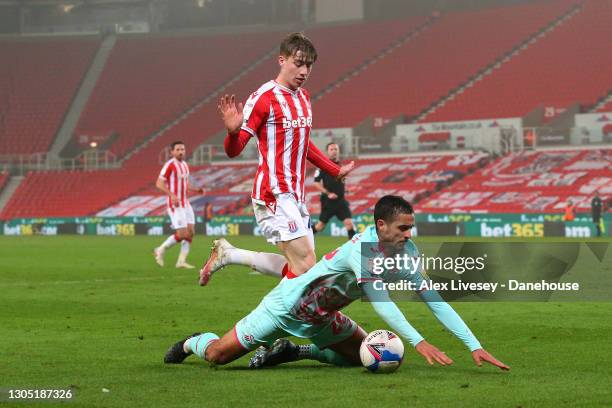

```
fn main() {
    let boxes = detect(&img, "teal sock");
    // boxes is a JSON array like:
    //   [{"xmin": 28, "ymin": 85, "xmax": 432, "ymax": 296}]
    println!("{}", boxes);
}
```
[
  {"xmin": 187, "ymin": 333, "xmax": 220, "ymax": 359},
  {"xmin": 298, "ymin": 344, "xmax": 354, "ymax": 366}
]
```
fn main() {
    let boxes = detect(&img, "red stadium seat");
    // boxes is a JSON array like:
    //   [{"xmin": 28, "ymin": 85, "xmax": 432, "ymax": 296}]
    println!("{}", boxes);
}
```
[
  {"xmin": 418, "ymin": 149, "xmax": 612, "ymax": 213},
  {"xmin": 425, "ymin": 1, "xmax": 612, "ymax": 122},
  {"xmin": 314, "ymin": 0, "xmax": 576, "ymax": 128},
  {"xmin": 0, "ymin": 37, "xmax": 100, "ymax": 155}
]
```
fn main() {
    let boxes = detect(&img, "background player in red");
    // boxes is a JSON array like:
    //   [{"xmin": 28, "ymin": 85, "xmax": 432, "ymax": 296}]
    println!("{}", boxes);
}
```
[
  {"xmin": 199, "ymin": 32, "xmax": 354, "ymax": 285},
  {"xmin": 154, "ymin": 141, "xmax": 204, "ymax": 269}
]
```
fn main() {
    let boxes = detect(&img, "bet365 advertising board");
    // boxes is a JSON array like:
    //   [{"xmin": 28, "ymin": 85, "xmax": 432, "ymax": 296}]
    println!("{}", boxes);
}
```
[{"xmin": 1, "ymin": 213, "xmax": 608, "ymax": 238}]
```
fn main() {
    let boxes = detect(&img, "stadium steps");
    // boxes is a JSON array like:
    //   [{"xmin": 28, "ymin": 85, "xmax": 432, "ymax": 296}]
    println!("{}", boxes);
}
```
[
  {"xmin": 313, "ymin": 15, "xmax": 438, "ymax": 102},
  {"xmin": 48, "ymin": 35, "xmax": 118, "ymax": 161},
  {"xmin": 118, "ymin": 46, "xmax": 278, "ymax": 165},
  {"xmin": 0, "ymin": 176, "xmax": 24, "ymax": 214},
  {"xmin": 592, "ymin": 91, "xmax": 612, "ymax": 112},
  {"xmin": 416, "ymin": 1, "xmax": 583, "ymax": 122}
]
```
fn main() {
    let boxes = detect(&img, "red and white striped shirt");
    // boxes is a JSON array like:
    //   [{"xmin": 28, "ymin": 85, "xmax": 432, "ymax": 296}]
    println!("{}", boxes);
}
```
[
  {"xmin": 159, "ymin": 158, "xmax": 190, "ymax": 210},
  {"xmin": 241, "ymin": 80, "xmax": 315, "ymax": 203}
]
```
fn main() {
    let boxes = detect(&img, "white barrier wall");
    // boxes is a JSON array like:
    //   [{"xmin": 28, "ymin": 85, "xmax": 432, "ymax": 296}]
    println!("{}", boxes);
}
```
[
  {"xmin": 395, "ymin": 118, "xmax": 522, "ymax": 154},
  {"xmin": 310, "ymin": 127, "xmax": 354, "ymax": 152},
  {"xmin": 572, "ymin": 112, "xmax": 612, "ymax": 144}
]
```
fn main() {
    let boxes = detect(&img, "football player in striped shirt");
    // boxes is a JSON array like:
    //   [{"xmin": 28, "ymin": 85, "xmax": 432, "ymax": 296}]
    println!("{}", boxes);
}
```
[
  {"xmin": 199, "ymin": 33, "xmax": 354, "ymax": 285},
  {"xmin": 154, "ymin": 141, "xmax": 204, "ymax": 269}
]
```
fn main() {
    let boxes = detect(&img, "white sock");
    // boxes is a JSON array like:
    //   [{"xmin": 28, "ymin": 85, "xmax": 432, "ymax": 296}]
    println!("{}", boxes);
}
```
[
  {"xmin": 178, "ymin": 240, "xmax": 191, "ymax": 263},
  {"xmin": 160, "ymin": 234, "xmax": 178, "ymax": 250},
  {"xmin": 226, "ymin": 248, "xmax": 285, "ymax": 278}
]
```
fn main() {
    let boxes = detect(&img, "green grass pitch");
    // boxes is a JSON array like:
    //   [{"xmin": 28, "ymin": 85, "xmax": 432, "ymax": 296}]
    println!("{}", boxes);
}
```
[{"xmin": 1, "ymin": 235, "xmax": 611, "ymax": 407}]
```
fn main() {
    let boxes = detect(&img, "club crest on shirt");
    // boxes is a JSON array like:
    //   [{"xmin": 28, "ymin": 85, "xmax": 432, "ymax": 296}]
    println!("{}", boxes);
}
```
[{"xmin": 288, "ymin": 220, "xmax": 298, "ymax": 233}]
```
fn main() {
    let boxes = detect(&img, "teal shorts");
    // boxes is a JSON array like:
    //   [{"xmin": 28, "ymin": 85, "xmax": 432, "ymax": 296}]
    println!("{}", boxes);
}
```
[{"xmin": 233, "ymin": 289, "xmax": 357, "ymax": 350}]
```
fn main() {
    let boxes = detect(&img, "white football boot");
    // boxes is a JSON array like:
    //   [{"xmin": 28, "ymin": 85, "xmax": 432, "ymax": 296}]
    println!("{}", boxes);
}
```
[
  {"xmin": 199, "ymin": 238, "xmax": 235, "ymax": 286},
  {"xmin": 153, "ymin": 247, "xmax": 165, "ymax": 267}
]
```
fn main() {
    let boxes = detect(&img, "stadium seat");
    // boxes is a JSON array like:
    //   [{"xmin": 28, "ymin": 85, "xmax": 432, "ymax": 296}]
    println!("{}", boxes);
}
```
[
  {"xmin": 0, "ymin": 171, "xmax": 9, "ymax": 194},
  {"xmin": 425, "ymin": 0, "xmax": 612, "ymax": 122},
  {"xmin": 93, "ymin": 152, "xmax": 491, "ymax": 219},
  {"xmin": 418, "ymin": 149, "xmax": 612, "ymax": 213},
  {"xmin": 0, "ymin": 37, "xmax": 100, "ymax": 155},
  {"xmin": 74, "ymin": 32, "xmax": 282, "ymax": 159},
  {"xmin": 313, "ymin": 0, "xmax": 576, "ymax": 128}
]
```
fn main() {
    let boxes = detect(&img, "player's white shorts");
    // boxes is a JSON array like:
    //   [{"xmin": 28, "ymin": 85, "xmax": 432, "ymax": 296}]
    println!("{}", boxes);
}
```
[
  {"xmin": 253, "ymin": 193, "xmax": 313, "ymax": 246},
  {"xmin": 167, "ymin": 205, "xmax": 195, "ymax": 230}
]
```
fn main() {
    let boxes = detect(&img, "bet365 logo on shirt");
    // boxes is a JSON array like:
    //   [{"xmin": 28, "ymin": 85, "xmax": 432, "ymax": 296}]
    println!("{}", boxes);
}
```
[{"xmin": 282, "ymin": 116, "xmax": 312, "ymax": 129}]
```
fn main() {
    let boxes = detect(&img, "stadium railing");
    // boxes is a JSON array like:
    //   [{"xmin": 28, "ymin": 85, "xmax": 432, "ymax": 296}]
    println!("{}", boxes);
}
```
[{"xmin": 0, "ymin": 150, "xmax": 119, "ymax": 175}]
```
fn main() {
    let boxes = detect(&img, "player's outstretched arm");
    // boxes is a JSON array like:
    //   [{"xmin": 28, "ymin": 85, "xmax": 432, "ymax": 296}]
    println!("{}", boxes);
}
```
[
  {"xmin": 307, "ymin": 143, "xmax": 345, "ymax": 177},
  {"xmin": 415, "ymin": 340, "xmax": 453, "ymax": 366},
  {"xmin": 360, "ymin": 281, "xmax": 452, "ymax": 367},
  {"xmin": 418, "ymin": 284, "xmax": 510, "ymax": 370},
  {"xmin": 223, "ymin": 131, "xmax": 251, "ymax": 158},
  {"xmin": 472, "ymin": 348, "xmax": 510, "ymax": 371},
  {"xmin": 337, "ymin": 161, "xmax": 355, "ymax": 180},
  {"xmin": 218, "ymin": 94, "xmax": 243, "ymax": 135}
]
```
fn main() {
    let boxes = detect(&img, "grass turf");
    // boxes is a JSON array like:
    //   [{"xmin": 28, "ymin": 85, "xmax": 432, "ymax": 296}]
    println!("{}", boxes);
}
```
[{"xmin": 1, "ymin": 235, "xmax": 611, "ymax": 407}]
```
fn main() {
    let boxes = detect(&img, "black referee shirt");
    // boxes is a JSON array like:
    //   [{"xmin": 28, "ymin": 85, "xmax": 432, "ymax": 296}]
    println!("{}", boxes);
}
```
[
  {"xmin": 592, "ymin": 196, "xmax": 602, "ymax": 218},
  {"xmin": 314, "ymin": 163, "xmax": 345, "ymax": 202}
]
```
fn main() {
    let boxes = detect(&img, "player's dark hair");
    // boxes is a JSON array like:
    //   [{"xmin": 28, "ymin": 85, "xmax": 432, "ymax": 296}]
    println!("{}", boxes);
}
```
[
  {"xmin": 326, "ymin": 142, "xmax": 338, "ymax": 151},
  {"xmin": 374, "ymin": 195, "xmax": 414, "ymax": 224},
  {"xmin": 170, "ymin": 141, "xmax": 185, "ymax": 150},
  {"xmin": 280, "ymin": 32, "xmax": 317, "ymax": 64}
]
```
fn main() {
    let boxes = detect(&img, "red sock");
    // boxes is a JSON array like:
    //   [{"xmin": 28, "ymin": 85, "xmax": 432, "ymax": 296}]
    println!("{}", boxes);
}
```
[{"xmin": 281, "ymin": 264, "xmax": 297, "ymax": 279}]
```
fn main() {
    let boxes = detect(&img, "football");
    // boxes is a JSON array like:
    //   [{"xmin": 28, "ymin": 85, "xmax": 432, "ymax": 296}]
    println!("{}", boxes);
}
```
[{"xmin": 359, "ymin": 330, "xmax": 404, "ymax": 373}]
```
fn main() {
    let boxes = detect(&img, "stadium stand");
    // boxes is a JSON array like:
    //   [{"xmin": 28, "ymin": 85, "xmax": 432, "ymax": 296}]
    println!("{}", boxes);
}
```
[
  {"xmin": 597, "ymin": 101, "xmax": 612, "ymax": 113},
  {"xmin": 0, "ymin": 171, "xmax": 9, "ymax": 194},
  {"xmin": 313, "ymin": 0, "xmax": 577, "ymax": 128},
  {"xmin": 118, "ymin": 16, "xmax": 430, "ymax": 168},
  {"xmin": 95, "ymin": 152, "xmax": 490, "ymax": 219},
  {"xmin": 2, "ymin": 14, "xmax": 433, "ymax": 219},
  {"xmin": 425, "ymin": 0, "xmax": 612, "ymax": 122},
  {"xmin": 419, "ymin": 149, "xmax": 612, "ymax": 213},
  {"xmin": 74, "ymin": 31, "xmax": 281, "ymax": 159},
  {"xmin": 303, "ymin": 16, "xmax": 429, "ymax": 96},
  {"xmin": 0, "ymin": 170, "xmax": 140, "ymax": 218},
  {"xmin": 2, "ymin": 2, "xmax": 611, "ymax": 221},
  {"xmin": 0, "ymin": 37, "xmax": 99, "ymax": 155}
]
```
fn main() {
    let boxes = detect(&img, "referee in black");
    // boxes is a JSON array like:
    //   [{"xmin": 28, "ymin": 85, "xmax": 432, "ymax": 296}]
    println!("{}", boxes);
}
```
[
  {"xmin": 312, "ymin": 142, "xmax": 356, "ymax": 239},
  {"xmin": 591, "ymin": 190, "xmax": 603, "ymax": 237}
]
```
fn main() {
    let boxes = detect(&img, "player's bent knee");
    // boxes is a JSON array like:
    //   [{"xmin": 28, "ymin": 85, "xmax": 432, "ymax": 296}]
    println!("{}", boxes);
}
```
[
  {"xmin": 305, "ymin": 252, "xmax": 316, "ymax": 268},
  {"xmin": 292, "ymin": 253, "xmax": 316, "ymax": 275}
]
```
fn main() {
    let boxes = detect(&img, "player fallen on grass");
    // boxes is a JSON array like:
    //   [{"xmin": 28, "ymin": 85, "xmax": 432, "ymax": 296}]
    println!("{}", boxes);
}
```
[
  {"xmin": 199, "ymin": 32, "xmax": 354, "ymax": 286},
  {"xmin": 153, "ymin": 141, "xmax": 204, "ymax": 269},
  {"xmin": 165, "ymin": 196, "xmax": 509, "ymax": 371}
]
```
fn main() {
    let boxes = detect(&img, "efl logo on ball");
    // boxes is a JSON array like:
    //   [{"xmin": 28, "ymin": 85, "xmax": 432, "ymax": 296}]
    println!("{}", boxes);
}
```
[{"xmin": 359, "ymin": 330, "xmax": 404, "ymax": 373}]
